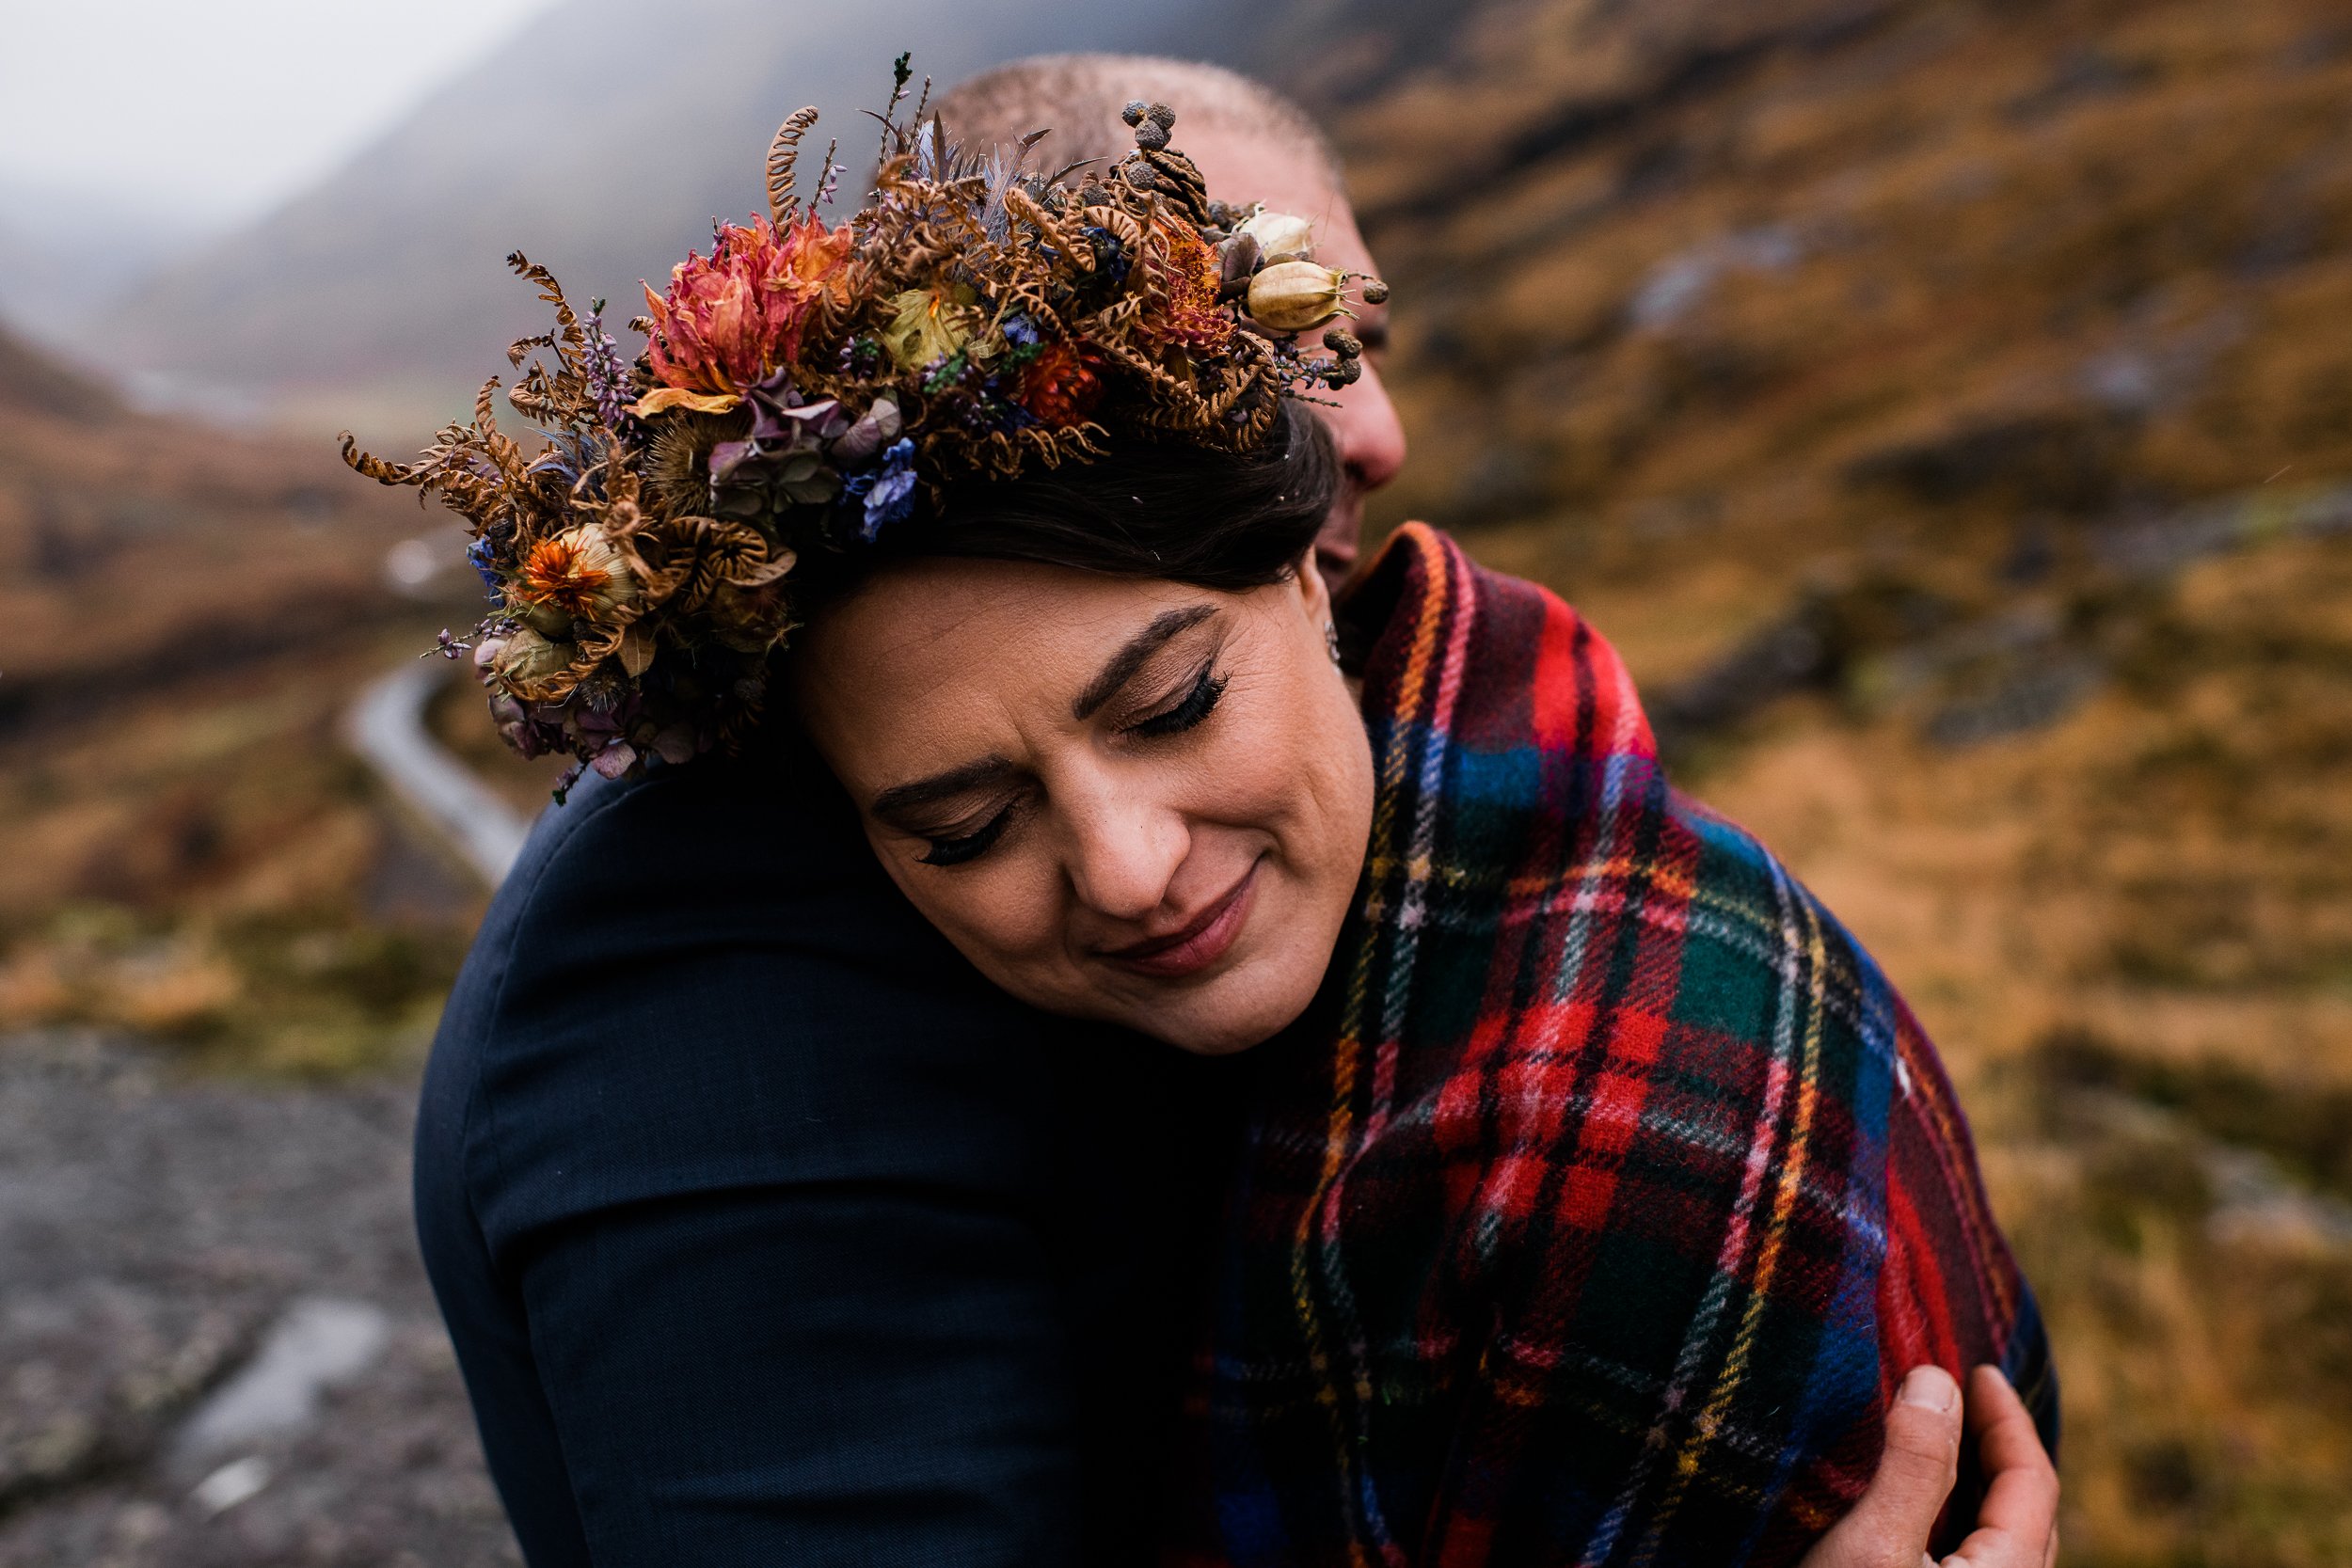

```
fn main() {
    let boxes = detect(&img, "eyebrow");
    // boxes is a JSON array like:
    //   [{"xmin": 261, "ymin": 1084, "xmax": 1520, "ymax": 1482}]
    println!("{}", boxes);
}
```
[
  {"xmin": 1072, "ymin": 604, "xmax": 1218, "ymax": 721},
  {"xmin": 869, "ymin": 755, "xmax": 1021, "ymax": 822}
]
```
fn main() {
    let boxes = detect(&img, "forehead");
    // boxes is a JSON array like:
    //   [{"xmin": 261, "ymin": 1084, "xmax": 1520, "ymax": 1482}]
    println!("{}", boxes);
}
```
[
  {"xmin": 794, "ymin": 559, "xmax": 1218, "ymax": 736},
  {"xmin": 1181, "ymin": 132, "xmax": 1363, "ymax": 241}
]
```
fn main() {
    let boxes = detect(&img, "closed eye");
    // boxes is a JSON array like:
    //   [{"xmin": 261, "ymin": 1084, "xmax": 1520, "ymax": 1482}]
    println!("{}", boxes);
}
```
[
  {"xmin": 917, "ymin": 801, "xmax": 1017, "ymax": 866},
  {"xmin": 1125, "ymin": 664, "xmax": 1227, "ymax": 738}
]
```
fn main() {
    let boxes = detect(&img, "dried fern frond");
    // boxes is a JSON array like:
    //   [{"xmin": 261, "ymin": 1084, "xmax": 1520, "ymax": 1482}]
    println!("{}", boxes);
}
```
[{"xmin": 766, "ymin": 105, "xmax": 820, "ymax": 223}]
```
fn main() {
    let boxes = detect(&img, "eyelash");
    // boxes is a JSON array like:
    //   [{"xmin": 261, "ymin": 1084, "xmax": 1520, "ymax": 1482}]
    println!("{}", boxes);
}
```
[
  {"xmin": 915, "ymin": 666, "xmax": 1229, "ymax": 867},
  {"xmin": 918, "ymin": 806, "xmax": 1013, "ymax": 866},
  {"xmin": 1127, "ymin": 665, "xmax": 1228, "ymax": 738}
]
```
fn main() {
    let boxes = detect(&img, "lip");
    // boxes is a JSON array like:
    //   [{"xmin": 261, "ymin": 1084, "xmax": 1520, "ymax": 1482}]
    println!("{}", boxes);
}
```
[{"xmin": 1101, "ymin": 861, "xmax": 1262, "ymax": 980}]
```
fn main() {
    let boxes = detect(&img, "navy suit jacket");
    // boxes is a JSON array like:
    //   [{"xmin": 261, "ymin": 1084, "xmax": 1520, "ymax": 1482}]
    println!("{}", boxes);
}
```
[{"xmin": 414, "ymin": 746, "xmax": 1244, "ymax": 1565}]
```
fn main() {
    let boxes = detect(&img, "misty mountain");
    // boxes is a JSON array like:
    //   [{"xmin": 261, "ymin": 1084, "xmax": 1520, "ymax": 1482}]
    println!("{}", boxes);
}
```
[
  {"xmin": 82, "ymin": 0, "xmax": 1298, "ymax": 436},
  {"xmin": 0, "ymin": 177, "xmax": 218, "ymax": 358}
]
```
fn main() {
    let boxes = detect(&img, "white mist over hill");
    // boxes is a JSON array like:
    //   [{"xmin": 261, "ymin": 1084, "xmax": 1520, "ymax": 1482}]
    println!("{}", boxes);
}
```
[{"xmin": 72, "ymin": 0, "xmax": 1298, "ymax": 436}]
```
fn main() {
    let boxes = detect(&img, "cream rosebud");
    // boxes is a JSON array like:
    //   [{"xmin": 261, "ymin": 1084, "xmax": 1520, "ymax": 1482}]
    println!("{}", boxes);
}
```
[
  {"xmin": 1248, "ymin": 261, "xmax": 1351, "ymax": 334},
  {"xmin": 1238, "ymin": 209, "xmax": 1315, "ymax": 263}
]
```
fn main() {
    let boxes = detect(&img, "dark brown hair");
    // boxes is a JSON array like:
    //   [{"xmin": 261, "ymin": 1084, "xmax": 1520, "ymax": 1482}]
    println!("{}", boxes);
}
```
[{"xmin": 792, "ymin": 398, "xmax": 1338, "ymax": 610}]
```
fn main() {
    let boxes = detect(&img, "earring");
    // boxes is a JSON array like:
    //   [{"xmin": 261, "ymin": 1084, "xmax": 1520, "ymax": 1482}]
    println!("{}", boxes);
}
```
[{"xmin": 1325, "ymin": 620, "xmax": 1343, "ymax": 667}]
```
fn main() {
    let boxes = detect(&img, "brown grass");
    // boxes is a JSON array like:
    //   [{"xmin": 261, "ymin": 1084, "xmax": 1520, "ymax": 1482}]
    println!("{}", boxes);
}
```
[
  {"xmin": 0, "ymin": 326, "xmax": 486, "ymax": 1074},
  {"xmin": 1342, "ymin": 0, "xmax": 2352, "ymax": 1555}
]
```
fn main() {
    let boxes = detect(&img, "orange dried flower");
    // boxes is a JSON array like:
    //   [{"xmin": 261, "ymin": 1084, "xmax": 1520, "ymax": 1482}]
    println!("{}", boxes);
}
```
[
  {"xmin": 1016, "ymin": 341, "xmax": 1106, "ymax": 427},
  {"xmin": 1139, "ymin": 217, "xmax": 1234, "ymax": 354},
  {"xmin": 517, "ymin": 527, "xmax": 640, "ymax": 622},
  {"xmin": 638, "ymin": 214, "xmax": 852, "ymax": 414}
]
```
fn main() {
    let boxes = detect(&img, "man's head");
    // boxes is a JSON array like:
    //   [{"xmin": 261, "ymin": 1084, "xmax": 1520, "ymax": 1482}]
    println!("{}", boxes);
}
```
[{"xmin": 935, "ymin": 55, "xmax": 1405, "ymax": 579}]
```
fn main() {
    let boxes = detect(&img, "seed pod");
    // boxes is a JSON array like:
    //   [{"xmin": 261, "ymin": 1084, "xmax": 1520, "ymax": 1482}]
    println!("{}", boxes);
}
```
[
  {"xmin": 520, "ymin": 601, "xmax": 575, "ymax": 640},
  {"xmin": 1247, "ymin": 261, "xmax": 1350, "ymax": 333},
  {"xmin": 1218, "ymin": 230, "xmax": 1263, "ymax": 291},
  {"xmin": 1122, "ymin": 162, "xmax": 1157, "ymax": 190},
  {"xmin": 1135, "ymin": 120, "xmax": 1169, "ymax": 151},
  {"xmin": 1360, "ymin": 277, "xmax": 1391, "ymax": 305},
  {"xmin": 490, "ymin": 628, "xmax": 574, "ymax": 687},
  {"xmin": 1238, "ymin": 209, "xmax": 1315, "ymax": 263},
  {"xmin": 1121, "ymin": 101, "xmax": 1148, "ymax": 126},
  {"xmin": 1330, "ymin": 357, "xmax": 1362, "ymax": 387},
  {"xmin": 1146, "ymin": 102, "xmax": 1175, "ymax": 131},
  {"xmin": 1324, "ymin": 327, "xmax": 1362, "ymax": 358}
]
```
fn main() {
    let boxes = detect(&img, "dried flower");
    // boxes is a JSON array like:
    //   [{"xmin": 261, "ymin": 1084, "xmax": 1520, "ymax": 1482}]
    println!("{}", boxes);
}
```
[
  {"xmin": 881, "ymin": 286, "xmax": 977, "ymax": 370},
  {"xmin": 637, "ymin": 214, "xmax": 852, "ymax": 415},
  {"xmin": 516, "ymin": 526, "xmax": 641, "ymax": 623},
  {"xmin": 465, "ymin": 536, "xmax": 502, "ymax": 597},
  {"xmin": 580, "ymin": 296, "xmax": 633, "ymax": 430},
  {"xmin": 1140, "ymin": 217, "xmax": 1232, "ymax": 352},
  {"xmin": 832, "ymin": 392, "xmax": 903, "ymax": 465},
  {"xmin": 1016, "ymin": 341, "xmax": 1105, "ymax": 427},
  {"xmin": 857, "ymin": 437, "xmax": 919, "ymax": 540}
]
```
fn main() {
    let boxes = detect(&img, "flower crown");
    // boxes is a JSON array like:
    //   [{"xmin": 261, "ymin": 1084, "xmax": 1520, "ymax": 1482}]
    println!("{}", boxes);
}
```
[{"xmin": 342, "ymin": 56, "xmax": 1386, "ymax": 797}]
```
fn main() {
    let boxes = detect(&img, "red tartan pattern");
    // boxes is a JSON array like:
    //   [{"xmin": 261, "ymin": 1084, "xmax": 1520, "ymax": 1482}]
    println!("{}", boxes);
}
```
[{"xmin": 1166, "ymin": 524, "xmax": 2055, "ymax": 1568}]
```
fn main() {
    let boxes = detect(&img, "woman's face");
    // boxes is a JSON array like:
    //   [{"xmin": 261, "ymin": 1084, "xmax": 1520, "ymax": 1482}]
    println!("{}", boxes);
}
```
[{"xmin": 792, "ymin": 554, "xmax": 1375, "ymax": 1054}]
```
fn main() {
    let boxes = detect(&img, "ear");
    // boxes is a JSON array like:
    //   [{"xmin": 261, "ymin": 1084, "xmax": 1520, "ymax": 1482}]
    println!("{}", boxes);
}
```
[{"xmin": 1291, "ymin": 546, "xmax": 1334, "ymax": 624}]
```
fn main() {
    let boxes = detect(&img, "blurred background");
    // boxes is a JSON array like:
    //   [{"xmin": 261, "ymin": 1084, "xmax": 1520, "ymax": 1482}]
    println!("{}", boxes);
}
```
[{"xmin": 3, "ymin": 0, "xmax": 2348, "ymax": 1561}]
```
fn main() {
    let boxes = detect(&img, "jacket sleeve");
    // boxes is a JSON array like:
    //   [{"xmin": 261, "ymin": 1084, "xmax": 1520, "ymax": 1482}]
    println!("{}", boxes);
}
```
[{"xmin": 415, "ymin": 764, "xmax": 1089, "ymax": 1568}]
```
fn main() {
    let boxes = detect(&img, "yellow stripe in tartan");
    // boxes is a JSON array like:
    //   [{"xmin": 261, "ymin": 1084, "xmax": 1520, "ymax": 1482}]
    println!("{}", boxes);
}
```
[
  {"xmin": 1652, "ymin": 884, "xmax": 1833, "ymax": 1528},
  {"xmin": 1289, "ymin": 523, "xmax": 1454, "ymax": 1550}
]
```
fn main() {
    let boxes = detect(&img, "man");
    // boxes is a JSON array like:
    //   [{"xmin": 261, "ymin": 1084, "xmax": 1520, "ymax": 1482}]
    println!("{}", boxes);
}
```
[
  {"xmin": 935, "ymin": 55, "xmax": 1406, "ymax": 584},
  {"xmin": 414, "ymin": 54, "xmax": 2055, "ymax": 1568}
]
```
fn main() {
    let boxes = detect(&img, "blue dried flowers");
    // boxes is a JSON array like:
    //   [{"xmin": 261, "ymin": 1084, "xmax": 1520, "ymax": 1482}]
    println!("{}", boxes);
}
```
[{"xmin": 857, "ymin": 437, "xmax": 919, "ymax": 541}]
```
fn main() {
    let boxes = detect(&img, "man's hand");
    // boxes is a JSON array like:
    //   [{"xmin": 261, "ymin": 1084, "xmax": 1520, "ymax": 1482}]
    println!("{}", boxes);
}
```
[{"xmin": 1801, "ymin": 1364, "xmax": 2060, "ymax": 1568}]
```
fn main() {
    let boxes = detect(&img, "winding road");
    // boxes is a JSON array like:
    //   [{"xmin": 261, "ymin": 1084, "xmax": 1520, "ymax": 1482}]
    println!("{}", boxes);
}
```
[{"xmin": 345, "ymin": 661, "xmax": 530, "ymax": 888}]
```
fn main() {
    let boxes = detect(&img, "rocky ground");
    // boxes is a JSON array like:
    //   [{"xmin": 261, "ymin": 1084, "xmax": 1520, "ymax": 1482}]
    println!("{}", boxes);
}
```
[{"xmin": 0, "ymin": 1030, "xmax": 517, "ymax": 1567}]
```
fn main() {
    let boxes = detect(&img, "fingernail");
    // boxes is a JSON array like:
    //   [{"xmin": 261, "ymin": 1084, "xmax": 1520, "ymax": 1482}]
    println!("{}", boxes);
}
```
[{"xmin": 1899, "ymin": 1365, "xmax": 1960, "ymax": 1414}]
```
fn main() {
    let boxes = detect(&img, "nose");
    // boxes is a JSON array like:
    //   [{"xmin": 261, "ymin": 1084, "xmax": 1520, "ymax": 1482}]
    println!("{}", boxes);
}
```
[
  {"xmin": 1064, "ymin": 786, "xmax": 1190, "ymax": 925},
  {"xmin": 1324, "ymin": 354, "xmax": 1406, "ymax": 496}
]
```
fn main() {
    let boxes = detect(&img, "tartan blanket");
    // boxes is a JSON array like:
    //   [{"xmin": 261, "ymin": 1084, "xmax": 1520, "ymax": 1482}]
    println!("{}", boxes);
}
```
[{"xmin": 1168, "ymin": 523, "xmax": 2056, "ymax": 1568}]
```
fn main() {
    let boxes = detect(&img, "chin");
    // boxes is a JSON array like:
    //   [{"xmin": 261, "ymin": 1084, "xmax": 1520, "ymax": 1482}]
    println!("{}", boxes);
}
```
[{"xmin": 1106, "ymin": 959, "xmax": 1324, "ymax": 1057}]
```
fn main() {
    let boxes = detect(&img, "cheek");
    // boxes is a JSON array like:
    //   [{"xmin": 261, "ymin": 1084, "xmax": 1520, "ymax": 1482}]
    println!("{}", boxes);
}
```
[
  {"xmin": 1200, "ymin": 657, "xmax": 1372, "ymax": 879},
  {"xmin": 868, "ymin": 841, "xmax": 1075, "ymax": 989}
]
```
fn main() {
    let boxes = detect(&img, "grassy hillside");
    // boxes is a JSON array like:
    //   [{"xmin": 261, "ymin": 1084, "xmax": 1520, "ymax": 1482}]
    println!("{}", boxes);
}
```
[
  {"xmin": 4, "ymin": 0, "xmax": 2344, "ymax": 1555},
  {"xmin": 0, "ymin": 327, "xmax": 485, "ymax": 1072},
  {"xmin": 1317, "ymin": 0, "xmax": 2352, "ymax": 1560}
]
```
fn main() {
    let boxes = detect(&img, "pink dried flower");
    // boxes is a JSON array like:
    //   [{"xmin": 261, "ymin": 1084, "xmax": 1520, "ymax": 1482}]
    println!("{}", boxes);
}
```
[{"xmin": 636, "ymin": 214, "xmax": 852, "ymax": 415}]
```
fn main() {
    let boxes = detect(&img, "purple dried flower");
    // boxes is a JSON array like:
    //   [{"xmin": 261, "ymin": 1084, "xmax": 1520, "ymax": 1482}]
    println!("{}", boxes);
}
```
[
  {"xmin": 860, "ymin": 437, "xmax": 918, "ymax": 541},
  {"xmin": 580, "ymin": 296, "xmax": 633, "ymax": 431}
]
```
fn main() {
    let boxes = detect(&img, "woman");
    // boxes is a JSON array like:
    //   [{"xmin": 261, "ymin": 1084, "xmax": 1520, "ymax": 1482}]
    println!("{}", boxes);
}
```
[
  {"xmin": 790, "ymin": 407, "xmax": 2059, "ymax": 1568},
  {"xmin": 351, "ymin": 84, "xmax": 2055, "ymax": 1566}
]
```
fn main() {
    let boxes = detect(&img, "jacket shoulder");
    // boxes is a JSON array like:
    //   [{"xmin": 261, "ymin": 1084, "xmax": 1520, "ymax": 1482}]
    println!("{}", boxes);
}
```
[{"xmin": 420, "ymin": 757, "xmax": 1053, "ymax": 1254}]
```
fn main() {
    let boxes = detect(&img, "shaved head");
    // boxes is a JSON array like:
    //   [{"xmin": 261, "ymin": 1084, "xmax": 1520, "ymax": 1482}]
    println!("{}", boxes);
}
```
[
  {"xmin": 934, "ymin": 53, "xmax": 1401, "ymax": 581},
  {"xmin": 934, "ymin": 53, "xmax": 1341, "ymax": 191}
]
